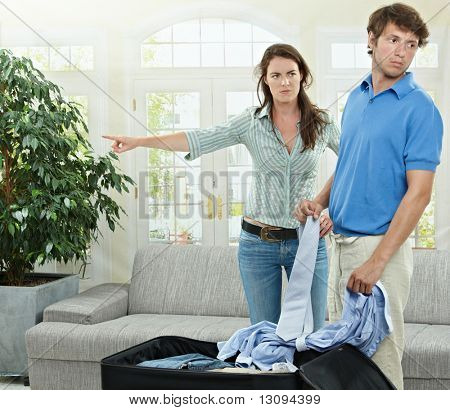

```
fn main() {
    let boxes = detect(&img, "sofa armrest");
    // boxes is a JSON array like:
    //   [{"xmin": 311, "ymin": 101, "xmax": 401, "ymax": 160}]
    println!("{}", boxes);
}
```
[{"xmin": 43, "ymin": 283, "xmax": 129, "ymax": 324}]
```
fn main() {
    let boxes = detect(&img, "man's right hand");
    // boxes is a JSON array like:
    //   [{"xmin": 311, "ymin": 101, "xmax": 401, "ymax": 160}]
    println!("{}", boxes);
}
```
[{"xmin": 293, "ymin": 199, "xmax": 324, "ymax": 223}]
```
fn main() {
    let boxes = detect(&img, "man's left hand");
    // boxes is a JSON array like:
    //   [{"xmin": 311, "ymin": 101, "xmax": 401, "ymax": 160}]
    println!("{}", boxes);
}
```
[{"xmin": 347, "ymin": 259, "xmax": 385, "ymax": 294}]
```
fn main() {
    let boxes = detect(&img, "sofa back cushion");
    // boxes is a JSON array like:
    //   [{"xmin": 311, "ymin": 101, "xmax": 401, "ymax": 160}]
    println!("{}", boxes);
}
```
[
  {"xmin": 404, "ymin": 250, "xmax": 449, "ymax": 324},
  {"xmin": 128, "ymin": 244, "xmax": 249, "ymax": 317}
]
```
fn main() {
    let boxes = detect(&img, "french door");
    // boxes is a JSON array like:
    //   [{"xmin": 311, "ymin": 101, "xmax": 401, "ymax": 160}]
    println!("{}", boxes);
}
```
[{"xmin": 133, "ymin": 77, "xmax": 257, "ymax": 247}]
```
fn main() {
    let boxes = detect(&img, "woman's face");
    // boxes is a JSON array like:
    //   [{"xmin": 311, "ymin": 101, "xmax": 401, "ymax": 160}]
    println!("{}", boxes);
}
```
[{"xmin": 264, "ymin": 56, "xmax": 302, "ymax": 105}]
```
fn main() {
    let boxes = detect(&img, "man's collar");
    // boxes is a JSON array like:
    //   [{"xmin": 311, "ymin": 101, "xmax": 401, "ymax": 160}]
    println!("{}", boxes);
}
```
[{"xmin": 360, "ymin": 72, "xmax": 417, "ymax": 99}]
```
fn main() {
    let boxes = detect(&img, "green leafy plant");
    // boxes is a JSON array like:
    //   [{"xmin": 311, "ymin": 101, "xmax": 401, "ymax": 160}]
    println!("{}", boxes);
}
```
[{"xmin": 0, "ymin": 49, "xmax": 134, "ymax": 286}]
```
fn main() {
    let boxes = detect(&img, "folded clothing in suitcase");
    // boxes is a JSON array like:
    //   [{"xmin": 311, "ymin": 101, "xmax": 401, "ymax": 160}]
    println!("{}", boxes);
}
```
[{"xmin": 101, "ymin": 335, "xmax": 396, "ymax": 390}]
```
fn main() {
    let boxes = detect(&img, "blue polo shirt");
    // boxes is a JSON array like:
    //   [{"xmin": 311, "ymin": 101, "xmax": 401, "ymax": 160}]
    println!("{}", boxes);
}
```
[{"xmin": 329, "ymin": 72, "xmax": 443, "ymax": 236}]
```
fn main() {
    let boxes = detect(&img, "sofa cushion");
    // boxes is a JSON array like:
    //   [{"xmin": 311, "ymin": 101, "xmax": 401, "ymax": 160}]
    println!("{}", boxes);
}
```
[
  {"xmin": 128, "ymin": 244, "xmax": 249, "ymax": 317},
  {"xmin": 402, "ymin": 323, "xmax": 450, "ymax": 382},
  {"xmin": 404, "ymin": 250, "xmax": 449, "ymax": 325},
  {"xmin": 26, "ymin": 314, "xmax": 250, "ymax": 362}
]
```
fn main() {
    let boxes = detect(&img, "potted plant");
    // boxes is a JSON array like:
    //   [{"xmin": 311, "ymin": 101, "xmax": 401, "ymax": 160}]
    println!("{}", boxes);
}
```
[{"xmin": 0, "ymin": 49, "xmax": 134, "ymax": 376}]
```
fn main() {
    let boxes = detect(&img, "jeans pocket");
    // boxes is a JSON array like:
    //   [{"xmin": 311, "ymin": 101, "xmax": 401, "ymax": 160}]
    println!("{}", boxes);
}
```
[{"xmin": 239, "ymin": 229, "xmax": 262, "ymax": 244}]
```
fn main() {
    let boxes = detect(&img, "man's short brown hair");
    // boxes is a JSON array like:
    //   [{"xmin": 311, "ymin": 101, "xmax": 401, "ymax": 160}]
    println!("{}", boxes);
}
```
[{"xmin": 367, "ymin": 3, "xmax": 429, "ymax": 55}]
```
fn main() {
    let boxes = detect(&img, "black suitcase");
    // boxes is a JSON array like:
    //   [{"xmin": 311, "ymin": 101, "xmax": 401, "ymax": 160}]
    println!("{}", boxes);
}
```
[{"xmin": 101, "ymin": 336, "xmax": 396, "ymax": 390}]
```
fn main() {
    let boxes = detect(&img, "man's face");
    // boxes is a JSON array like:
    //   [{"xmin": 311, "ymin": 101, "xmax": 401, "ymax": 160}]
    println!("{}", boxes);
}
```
[{"xmin": 369, "ymin": 22, "xmax": 419, "ymax": 79}]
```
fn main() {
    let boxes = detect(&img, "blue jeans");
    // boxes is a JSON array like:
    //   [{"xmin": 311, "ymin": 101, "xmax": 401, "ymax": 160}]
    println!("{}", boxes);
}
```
[
  {"xmin": 238, "ymin": 229, "xmax": 328, "ymax": 331},
  {"xmin": 136, "ymin": 353, "xmax": 234, "ymax": 370}
]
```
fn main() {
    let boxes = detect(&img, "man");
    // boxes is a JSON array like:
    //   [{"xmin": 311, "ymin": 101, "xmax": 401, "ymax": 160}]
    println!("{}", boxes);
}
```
[{"xmin": 295, "ymin": 3, "xmax": 443, "ymax": 389}]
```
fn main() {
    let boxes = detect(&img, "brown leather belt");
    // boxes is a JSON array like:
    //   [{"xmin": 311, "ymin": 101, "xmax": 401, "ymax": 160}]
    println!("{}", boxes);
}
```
[{"xmin": 241, "ymin": 219, "xmax": 298, "ymax": 242}]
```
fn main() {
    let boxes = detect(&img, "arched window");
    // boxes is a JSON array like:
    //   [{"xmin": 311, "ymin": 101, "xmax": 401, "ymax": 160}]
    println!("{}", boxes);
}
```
[{"xmin": 141, "ymin": 18, "xmax": 282, "ymax": 68}]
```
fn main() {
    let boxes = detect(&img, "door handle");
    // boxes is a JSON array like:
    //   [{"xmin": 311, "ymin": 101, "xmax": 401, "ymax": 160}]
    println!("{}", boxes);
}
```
[
  {"xmin": 207, "ymin": 194, "xmax": 214, "ymax": 219},
  {"xmin": 217, "ymin": 195, "xmax": 223, "ymax": 220}
]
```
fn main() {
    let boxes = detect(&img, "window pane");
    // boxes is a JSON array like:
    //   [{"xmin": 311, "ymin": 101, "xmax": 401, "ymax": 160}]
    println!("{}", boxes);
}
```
[
  {"xmin": 354, "ymin": 43, "xmax": 371, "ymax": 68},
  {"xmin": 149, "ymin": 140, "xmax": 174, "ymax": 168},
  {"xmin": 147, "ymin": 112, "xmax": 202, "ymax": 246},
  {"xmin": 224, "ymin": 20, "xmax": 252, "ymax": 42},
  {"xmin": 141, "ymin": 20, "xmax": 282, "ymax": 68},
  {"xmin": 149, "ymin": 201, "xmax": 206, "ymax": 244},
  {"xmin": 144, "ymin": 27, "xmax": 172, "ymax": 43},
  {"xmin": 173, "ymin": 44, "xmax": 200, "ymax": 67},
  {"xmin": 71, "ymin": 46, "xmax": 94, "ymax": 71},
  {"xmin": 173, "ymin": 93, "xmax": 200, "ymax": 129},
  {"xmin": 175, "ymin": 205, "xmax": 202, "ymax": 243},
  {"xmin": 337, "ymin": 91, "xmax": 350, "ymax": 125},
  {"xmin": 28, "ymin": 47, "xmax": 49, "ymax": 71},
  {"xmin": 173, "ymin": 20, "xmax": 200, "ymax": 43},
  {"xmin": 252, "ymin": 43, "xmax": 272, "ymax": 66},
  {"xmin": 331, "ymin": 43, "xmax": 355, "ymax": 68},
  {"xmin": 252, "ymin": 26, "xmax": 281, "ymax": 42},
  {"xmin": 413, "ymin": 188, "xmax": 436, "ymax": 248},
  {"xmin": 148, "ymin": 205, "xmax": 175, "ymax": 240},
  {"xmin": 225, "ymin": 43, "xmax": 252, "ymax": 66},
  {"xmin": 9, "ymin": 47, "xmax": 29, "ymax": 58},
  {"xmin": 147, "ymin": 93, "xmax": 173, "ymax": 130},
  {"xmin": 142, "ymin": 44, "xmax": 172, "ymax": 67},
  {"xmin": 226, "ymin": 92, "xmax": 253, "ymax": 243},
  {"xmin": 201, "ymin": 43, "xmax": 224, "ymax": 67},
  {"xmin": 201, "ymin": 19, "xmax": 224, "ymax": 42},
  {"xmin": 50, "ymin": 46, "xmax": 71, "ymax": 71},
  {"xmin": 415, "ymin": 43, "xmax": 438, "ymax": 68}
]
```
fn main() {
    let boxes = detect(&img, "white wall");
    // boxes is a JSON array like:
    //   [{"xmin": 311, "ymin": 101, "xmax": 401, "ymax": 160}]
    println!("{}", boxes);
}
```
[{"xmin": 1, "ymin": 0, "xmax": 448, "ymax": 284}]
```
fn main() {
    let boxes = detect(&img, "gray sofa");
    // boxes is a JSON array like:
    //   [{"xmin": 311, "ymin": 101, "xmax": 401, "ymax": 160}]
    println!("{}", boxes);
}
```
[{"xmin": 25, "ymin": 245, "xmax": 449, "ymax": 389}]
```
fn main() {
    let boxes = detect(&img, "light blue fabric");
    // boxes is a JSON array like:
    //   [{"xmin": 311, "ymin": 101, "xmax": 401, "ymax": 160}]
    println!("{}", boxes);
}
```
[
  {"xmin": 217, "ymin": 321, "xmax": 296, "ymax": 371},
  {"xmin": 276, "ymin": 217, "xmax": 320, "ymax": 341},
  {"xmin": 329, "ymin": 72, "xmax": 443, "ymax": 236},
  {"xmin": 217, "ymin": 284, "xmax": 392, "ymax": 370},
  {"xmin": 296, "ymin": 282, "xmax": 393, "ymax": 357},
  {"xmin": 238, "ymin": 231, "xmax": 328, "ymax": 330},
  {"xmin": 136, "ymin": 353, "xmax": 234, "ymax": 370}
]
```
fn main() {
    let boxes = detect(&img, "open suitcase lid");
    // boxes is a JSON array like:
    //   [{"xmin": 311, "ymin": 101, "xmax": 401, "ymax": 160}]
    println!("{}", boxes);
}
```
[{"xmin": 298, "ymin": 344, "xmax": 396, "ymax": 390}]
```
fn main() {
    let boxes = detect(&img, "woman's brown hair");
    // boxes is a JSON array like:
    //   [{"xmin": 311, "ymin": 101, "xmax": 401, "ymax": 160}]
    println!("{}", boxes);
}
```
[{"xmin": 254, "ymin": 43, "xmax": 329, "ymax": 152}]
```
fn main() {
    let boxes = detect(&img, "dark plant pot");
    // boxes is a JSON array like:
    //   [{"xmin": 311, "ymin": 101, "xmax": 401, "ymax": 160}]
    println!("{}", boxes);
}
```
[{"xmin": 0, "ymin": 273, "xmax": 79, "ymax": 376}]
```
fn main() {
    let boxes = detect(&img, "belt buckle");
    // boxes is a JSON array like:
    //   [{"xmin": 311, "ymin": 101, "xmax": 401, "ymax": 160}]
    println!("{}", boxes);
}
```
[{"xmin": 260, "ymin": 226, "xmax": 282, "ymax": 242}]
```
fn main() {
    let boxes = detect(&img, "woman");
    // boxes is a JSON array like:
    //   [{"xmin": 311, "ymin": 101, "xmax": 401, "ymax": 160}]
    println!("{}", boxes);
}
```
[{"xmin": 103, "ymin": 44, "xmax": 339, "ymax": 331}]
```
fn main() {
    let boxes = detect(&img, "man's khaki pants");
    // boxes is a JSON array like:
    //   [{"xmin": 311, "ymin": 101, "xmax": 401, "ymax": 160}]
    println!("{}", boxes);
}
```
[{"xmin": 328, "ymin": 233, "xmax": 413, "ymax": 390}]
